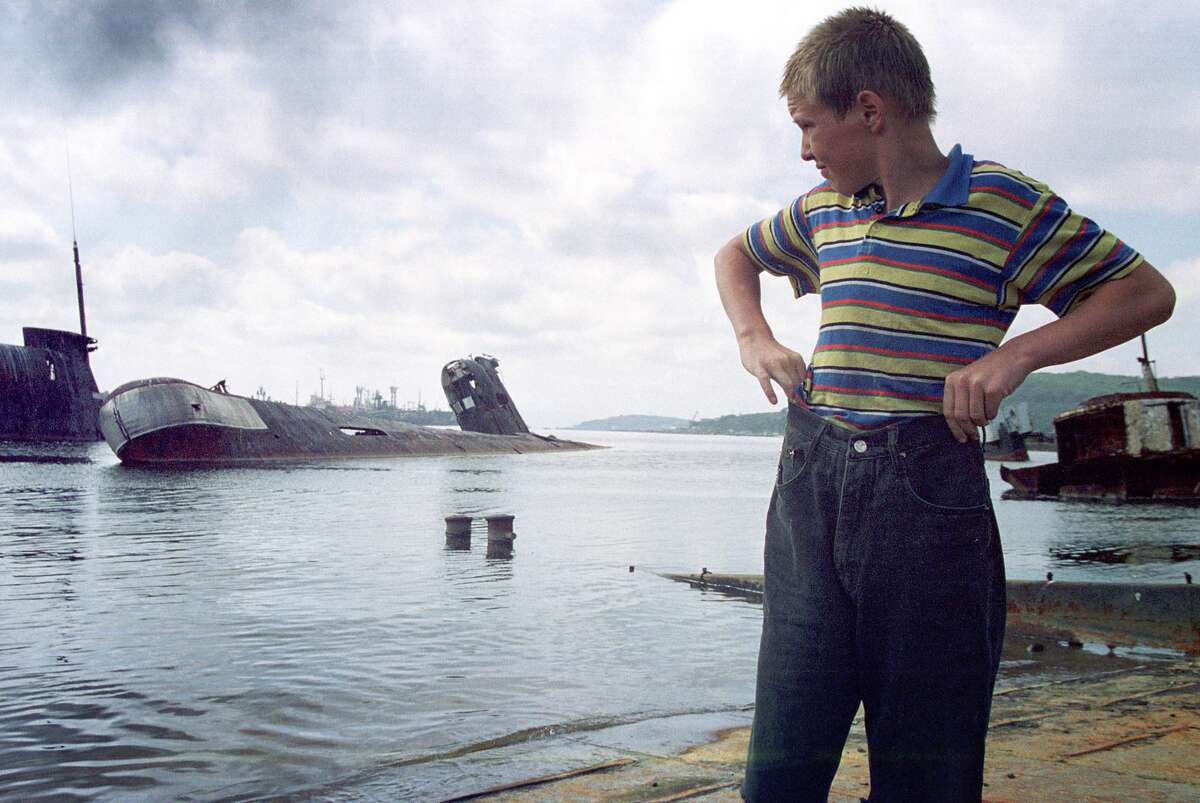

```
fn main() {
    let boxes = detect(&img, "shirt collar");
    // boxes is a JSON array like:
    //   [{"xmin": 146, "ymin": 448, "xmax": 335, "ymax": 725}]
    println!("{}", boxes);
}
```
[
  {"xmin": 921, "ymin": 144, "xmax": 972, "ymax": 208},
  {"xmin": 850, "ymin": 144, "xmax": 973, "ymax": 214}
]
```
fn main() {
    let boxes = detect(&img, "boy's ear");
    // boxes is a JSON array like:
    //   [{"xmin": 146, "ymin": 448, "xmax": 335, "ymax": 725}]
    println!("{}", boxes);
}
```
[{"xmin": 855, "ymin": 89, "xmax": 886, "ymax": 133}]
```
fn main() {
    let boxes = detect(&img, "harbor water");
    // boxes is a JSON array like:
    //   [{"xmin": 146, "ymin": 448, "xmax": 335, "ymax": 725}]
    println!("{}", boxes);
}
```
[{"xmin": 2, "ymin": 431, "xmax": 1198, "ymax": 800}]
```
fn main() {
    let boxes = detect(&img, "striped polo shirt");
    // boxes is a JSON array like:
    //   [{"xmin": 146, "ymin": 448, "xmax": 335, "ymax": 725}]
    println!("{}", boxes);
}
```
[{"xmin": 743, "ymin": 145, "xmax": 1144, "ymax": 430}]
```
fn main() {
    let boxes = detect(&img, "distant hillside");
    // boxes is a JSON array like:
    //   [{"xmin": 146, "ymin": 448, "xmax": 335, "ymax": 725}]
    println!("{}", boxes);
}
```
[
  {"xmin": 685, "ymin": 411, "xmax": 785, "ymax": 436},
  {"xmin": 1011, "ymin": 372, "xmax": 1200, "ymax": 433},
  {"xmin": 572, "ymin": 414, "xmax": 691, "ymax": 432},
  {"xmin": 674, "ymin": 371, "xmax": 1200, "ymax": 437}
]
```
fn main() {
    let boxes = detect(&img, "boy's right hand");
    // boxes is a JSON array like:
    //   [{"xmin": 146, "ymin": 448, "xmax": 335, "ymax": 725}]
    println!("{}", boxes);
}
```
[{"xmin": 738, "ymin": 332, "xmax": 807, "ymax": 405}]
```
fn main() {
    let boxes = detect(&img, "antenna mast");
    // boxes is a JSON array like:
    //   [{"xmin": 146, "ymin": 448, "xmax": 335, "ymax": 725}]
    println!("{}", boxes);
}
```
[
  {"xmin": 67, "ymin": 145, "xmax": 88, "ymax": 340},
  {"xmin": 1138, "ymin": 334, "xmax": 1159, "ymax": 393}
]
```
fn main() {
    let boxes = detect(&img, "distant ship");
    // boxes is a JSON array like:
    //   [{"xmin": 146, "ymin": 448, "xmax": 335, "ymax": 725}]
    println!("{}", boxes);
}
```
[
  {"xmin": 1000, "ymin": 336, "xmax": 1200, "ymax": 502},
  {"xmin": 982, "ymin": 403, "xmax": 1032, "ymax": 462},
  {"xmin": 0, "ymin": 238, "xmax": 103, "ymax": 442},
  {"xmin": 99, "ymin": 354, "xmax": 598, "ymax": 464}
]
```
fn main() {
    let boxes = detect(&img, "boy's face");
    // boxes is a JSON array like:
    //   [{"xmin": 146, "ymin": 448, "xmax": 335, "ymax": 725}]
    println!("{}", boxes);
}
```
[{"xmin": 787, "ymin": 95, "xmax": 878, "ymax": 195}]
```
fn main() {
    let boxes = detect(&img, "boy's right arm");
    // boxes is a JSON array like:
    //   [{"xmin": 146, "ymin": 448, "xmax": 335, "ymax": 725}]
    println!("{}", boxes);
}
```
[{"xmin": 714, "ymin": 235, "xmax": 807, "ymax": 405}]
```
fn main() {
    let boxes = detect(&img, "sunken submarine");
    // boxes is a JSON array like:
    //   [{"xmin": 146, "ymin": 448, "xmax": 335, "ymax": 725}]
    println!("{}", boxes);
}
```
[
  {"xmin": 0, "ymin": 238, "xmax": 103, "ymax": 442},
  {"xmin": 99, "ymin": 354, "xmax": 599, "ymax": 464}
]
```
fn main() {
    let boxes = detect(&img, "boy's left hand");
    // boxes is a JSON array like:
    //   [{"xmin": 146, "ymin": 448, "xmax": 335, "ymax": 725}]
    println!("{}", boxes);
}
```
[{"xmin": 942, "ymin": 349, "xmax": 1031, "ymax": 442}]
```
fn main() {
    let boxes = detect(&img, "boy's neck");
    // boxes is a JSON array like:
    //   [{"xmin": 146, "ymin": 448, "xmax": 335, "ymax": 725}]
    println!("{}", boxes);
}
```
[{"xmin": 873, "ymin": 123, "xmax": 948, "ymax": 210}]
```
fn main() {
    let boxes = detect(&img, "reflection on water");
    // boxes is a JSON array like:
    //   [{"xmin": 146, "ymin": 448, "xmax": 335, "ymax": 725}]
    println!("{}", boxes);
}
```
[
  {"xmin": 1049, "ymin": 543, "xmax": 1200, "ymax": 566},
  {"xmin": 2, "ymin": 436, "xmax": 1198, "ymax": 799}
]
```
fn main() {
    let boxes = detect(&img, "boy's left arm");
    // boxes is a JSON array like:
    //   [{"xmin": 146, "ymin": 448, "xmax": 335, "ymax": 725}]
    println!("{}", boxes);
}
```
[{"xmin": 942, "ymin": 262, "xmax": 1176, "ymax": 442}]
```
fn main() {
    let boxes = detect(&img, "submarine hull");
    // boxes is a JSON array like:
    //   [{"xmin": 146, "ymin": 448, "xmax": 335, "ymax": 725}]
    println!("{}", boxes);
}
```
[{"xmin": 101, "ymin": 378, "xmax": 598, "ymax": 464}]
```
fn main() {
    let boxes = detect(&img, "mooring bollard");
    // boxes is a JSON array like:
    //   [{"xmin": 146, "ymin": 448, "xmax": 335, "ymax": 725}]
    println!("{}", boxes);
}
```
[
  {"xmin": 485, "ymin": 514, "xmax": 516, "ymax": 558},
  {"xmin": 445, "ymin": 515, "xmax": 472, "ymax": 549}
]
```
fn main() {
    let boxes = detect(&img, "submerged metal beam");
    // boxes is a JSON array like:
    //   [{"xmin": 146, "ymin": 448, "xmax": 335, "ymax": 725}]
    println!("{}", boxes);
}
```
[{"xmin": 660, "ymin": 572, "xmax": 1200, "ymax": 655}]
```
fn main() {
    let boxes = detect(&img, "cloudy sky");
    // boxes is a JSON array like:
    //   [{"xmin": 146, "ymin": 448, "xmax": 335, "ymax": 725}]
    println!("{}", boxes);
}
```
[{"xmin": 2, "ymin": 0, "xmax": 1197, "ymax": 427}]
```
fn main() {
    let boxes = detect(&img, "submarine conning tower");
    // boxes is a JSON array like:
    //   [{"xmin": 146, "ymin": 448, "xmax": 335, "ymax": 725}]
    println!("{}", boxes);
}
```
[
  {"xmin": 0, "ymin": 327, "xmax": 102, "ymax": 441},
  {"xmin": 441, "ymin": 355, "xmax": 530, "ymax": 436}
]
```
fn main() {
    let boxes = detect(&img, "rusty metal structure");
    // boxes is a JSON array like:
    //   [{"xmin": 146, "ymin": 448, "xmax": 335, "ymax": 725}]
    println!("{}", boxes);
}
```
[
  {"xmin": 442, "ymin": 355, "xmax": 529, "ymax": 435},
  {"xmin": 99, "ymin": 363, "xmax": 598, "ymax": 464},
  {"xmin": 1001, "ymin": 338, "xmax": 1200, "ymax": 502},
  {"xmin": 1000, "ymin": 391, "xmax": 1200, "ymax": 501},
  {"xmin": 0, "ymin": 234, "xmax": 103, "ymax": 442}
]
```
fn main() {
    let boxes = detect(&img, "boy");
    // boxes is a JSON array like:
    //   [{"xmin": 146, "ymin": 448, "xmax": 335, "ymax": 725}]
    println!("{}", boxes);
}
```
[{"xmin": 714, "ymin": 7, "xmax": 1174, "ymax": 802}]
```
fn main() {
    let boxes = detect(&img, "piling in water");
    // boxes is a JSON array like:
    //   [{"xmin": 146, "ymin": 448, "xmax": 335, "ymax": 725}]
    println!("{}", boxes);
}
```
[
  {"xmin": 486, "ymin": 514, "xmax": 515, "ymax": 558},
  {"xmin": 445, "ymin": 515, "xmax": 472, "ymax": 549}
]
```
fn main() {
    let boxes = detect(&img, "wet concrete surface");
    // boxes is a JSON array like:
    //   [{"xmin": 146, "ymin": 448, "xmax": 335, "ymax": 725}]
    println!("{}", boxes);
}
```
[
  {"xmin": 443, "ymin": 579, "xmax": 1200, "ymax": 802},
  {"xmin": 450, "ymin": 643, "xmax": 1199, "ymax": 802}
]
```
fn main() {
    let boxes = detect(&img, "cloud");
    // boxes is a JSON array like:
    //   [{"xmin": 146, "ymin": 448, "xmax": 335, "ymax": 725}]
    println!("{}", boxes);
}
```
[{"xmin": 1, "ymin": 0, "xmax": 1196, "ymax": 425}]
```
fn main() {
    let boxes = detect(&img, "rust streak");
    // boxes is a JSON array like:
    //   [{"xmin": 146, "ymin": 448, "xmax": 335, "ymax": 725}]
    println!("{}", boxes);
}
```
[
  {"xmin": 993, "ymin": 666, "xmax": 1147, "ymax": 697},
  {"xmin": 1100, "ymin": 681, "xmax": 1200, "ymax": 707},
  {"xmin": 1062, "ymin": 725, "xmax": 1196, "ymax": 758},
  {"xmin": 990, "ymin": 712, "xmax": 1061, "ymax": 729}
]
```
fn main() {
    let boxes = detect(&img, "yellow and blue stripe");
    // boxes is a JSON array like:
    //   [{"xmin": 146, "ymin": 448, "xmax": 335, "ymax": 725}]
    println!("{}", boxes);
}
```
[{"xmin": 742, "ymin": 145, "xmax": 1143, "ymax": 429}]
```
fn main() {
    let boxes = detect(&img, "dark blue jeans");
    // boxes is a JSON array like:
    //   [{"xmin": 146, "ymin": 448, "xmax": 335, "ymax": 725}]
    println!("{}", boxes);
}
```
[{"xmin": 742, "ymin": 404, "xmax": 1006, "ymax": 802}]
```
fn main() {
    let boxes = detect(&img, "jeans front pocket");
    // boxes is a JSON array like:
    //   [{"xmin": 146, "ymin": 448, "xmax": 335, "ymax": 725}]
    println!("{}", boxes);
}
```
[
  {"xmin": 776, "ymin": 439, "xmax": 813, "ymax": 488},
  {"xmin": 896, "ymin": 440, "xmax": 991, "ymax": 513}
]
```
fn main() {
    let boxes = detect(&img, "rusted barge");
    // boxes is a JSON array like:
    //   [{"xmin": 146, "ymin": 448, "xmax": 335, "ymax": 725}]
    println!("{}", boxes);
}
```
[
  {"xmin": 1000, "ymin": 391, "xmax": 1200, "ymax": 501},
  {"xmin": 1000, "ymin": 336, "xmax": 1200, "ymax": 502},
  {"xmin": 0, "ymin": 239, "xmax": 103, "ymax": 442},
  {"xmin": 100, "ymin": 355, "xmax": 598, "ymax": 464}
]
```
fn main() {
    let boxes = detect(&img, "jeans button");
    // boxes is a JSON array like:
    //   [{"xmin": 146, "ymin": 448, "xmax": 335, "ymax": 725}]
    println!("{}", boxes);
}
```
[{"xmin": 853, "ymin": 440, "xmax": 867, "ymax": 453}]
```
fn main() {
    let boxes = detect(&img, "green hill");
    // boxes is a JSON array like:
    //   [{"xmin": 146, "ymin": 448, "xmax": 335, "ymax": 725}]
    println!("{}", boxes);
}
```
[
  {"xmin": 1011, "ymin": 372, "xmax": 1200, "ymax": 433},
  {"xmin": 680, "ymin": 372, "xmax": 1200, "ymax": 437},
  {"xmin": 684, "ymin": 411, "xmax": 785, "ymax": 436},
  {"xmin": 572, "ymin": 414, "xmax": 692, "ymax": 432}
]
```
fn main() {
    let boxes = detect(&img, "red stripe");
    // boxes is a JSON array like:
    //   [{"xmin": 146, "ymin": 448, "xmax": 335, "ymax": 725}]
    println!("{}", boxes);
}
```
[
  {"xmin": 814, "ymin": 343, "xmax": 975, "ymax": 364},
  {"xmin": 812, "ymin": 383, "xmax": 943, "ymax": 402},
  {"xmin": 1004, "ymin": 195, "xmax": 1057, "ymax": 278},
  {"xmin": 822, "ymin": 298, "xmax": 1008, "ymax": 328},
  {"xmin": 811, "ymin": 216, "xmax": 882, "ymax": 234},
  {"xmin": 973, "ymin": 184, "xmax": 1034, "ymax": 209},
  {"xmin": 822, "ymin": 255, "xmax": 993, "ymax": 291},
  {"xmin": 888, "ymin": 219, "xmax": 1009, "ymax": 249},
  {"xmin": 1028, "ymin": 218, "xmax": 1090, "ymax": 293},
  {"xmin": 1048, "ymin": 239, "xmax": 1124, "ymax": 309}
]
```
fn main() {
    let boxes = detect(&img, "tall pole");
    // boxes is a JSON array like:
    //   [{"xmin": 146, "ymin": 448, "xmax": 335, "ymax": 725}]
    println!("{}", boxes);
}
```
[
  {"xmin": 73, "ymin": 240, "xmax": 87, "ymax": 339},
  {"xmin": 67, "ymin": 146, "xmax": 87, "ymax": 339},
  {"xmin": 1138, "ymin": 334, "xmax": 1159, "ymax": 393}
]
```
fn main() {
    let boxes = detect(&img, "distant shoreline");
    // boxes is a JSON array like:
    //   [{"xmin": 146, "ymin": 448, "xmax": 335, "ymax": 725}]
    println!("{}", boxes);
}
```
[{"xmin": 569, "ymin": 370, "xmax": 1200, "ymax": 438}]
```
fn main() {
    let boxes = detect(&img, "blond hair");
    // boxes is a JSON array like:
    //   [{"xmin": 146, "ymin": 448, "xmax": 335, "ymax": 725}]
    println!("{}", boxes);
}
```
[{"xmin": 780, "ymin": 7, "xmax": 935, "ymax": 121}]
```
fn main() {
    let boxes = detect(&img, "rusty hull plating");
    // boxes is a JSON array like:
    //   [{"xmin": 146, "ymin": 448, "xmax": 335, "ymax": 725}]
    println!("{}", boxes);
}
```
[{"xmin": 1000, "ymin": 392, "xmax": 1200, "ymax": 502}]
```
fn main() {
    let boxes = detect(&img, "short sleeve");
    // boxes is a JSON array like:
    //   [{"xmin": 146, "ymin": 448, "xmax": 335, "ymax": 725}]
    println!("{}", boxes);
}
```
[
  {"xmin": 741, "ymin": 196, "xmax": 820, "ymax": 298},
  {"xmin": 1000, "ymin": 192, "xmax": 1144, "ymax": 316}
]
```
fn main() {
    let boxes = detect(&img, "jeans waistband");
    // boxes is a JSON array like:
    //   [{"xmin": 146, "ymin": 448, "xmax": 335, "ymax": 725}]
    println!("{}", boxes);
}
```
[{"xmin": 785, "ymin": 403, "xmax": 966, "ymax": 459}]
